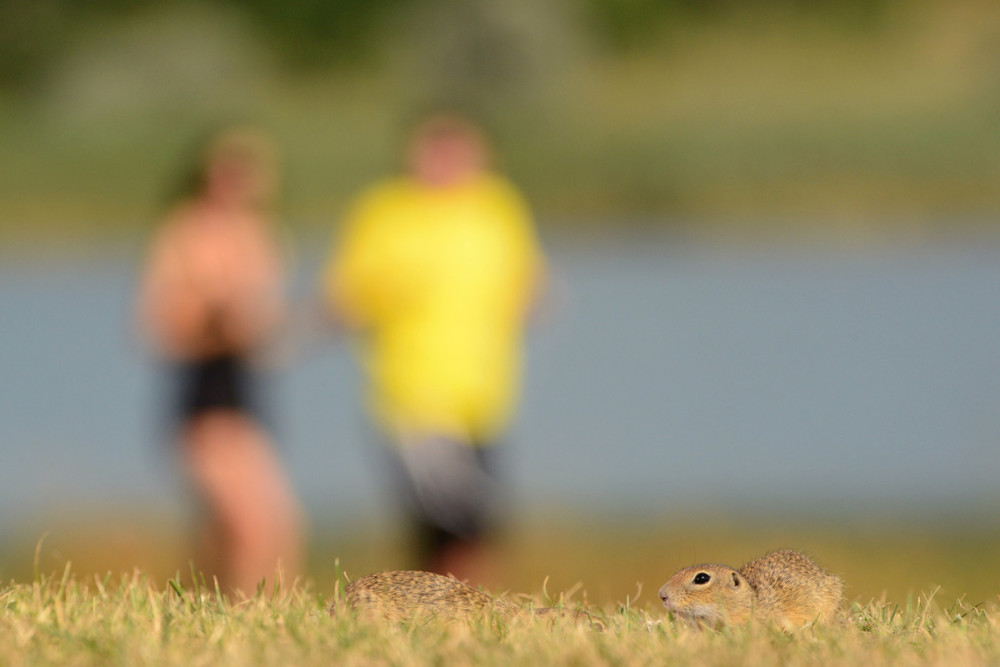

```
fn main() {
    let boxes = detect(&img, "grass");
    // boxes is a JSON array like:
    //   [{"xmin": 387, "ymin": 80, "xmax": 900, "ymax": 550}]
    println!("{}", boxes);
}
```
[
  {"xmin": 2, "ymin": 565, "xmax": 1000, "ymax": 666},
  {"xmin": 6, "ymin": 514, "xmax": 1000, "ymax": 611},
  {"xmin": 3, "ymin": 514, "xmax": 1000, "ymax": 665}
]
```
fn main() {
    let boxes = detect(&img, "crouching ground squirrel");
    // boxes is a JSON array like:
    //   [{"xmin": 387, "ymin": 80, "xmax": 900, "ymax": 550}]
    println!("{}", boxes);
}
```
[
  {"xmin": 331, "ymin": 570, "xmax": 604, "ymax": 629},
  {"xmin": 659, "ymin": 550, "xmax": 843, "ymax": 629}
]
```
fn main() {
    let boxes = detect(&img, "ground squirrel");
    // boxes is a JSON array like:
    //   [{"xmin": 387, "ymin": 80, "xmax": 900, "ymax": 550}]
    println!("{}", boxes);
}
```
[
  {"xmin": 658, "ymin": 550, "xmax": 843, "ymax": 629},
  {"xmin": 331, "ymin": 570, "xmax": 603, "ymax": 628}
]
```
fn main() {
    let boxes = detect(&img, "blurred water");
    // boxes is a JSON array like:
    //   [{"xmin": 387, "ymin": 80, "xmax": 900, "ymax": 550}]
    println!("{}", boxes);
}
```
[{"xmin": 2, "ymin": 236, "xmax": 999, "ymax": 529}]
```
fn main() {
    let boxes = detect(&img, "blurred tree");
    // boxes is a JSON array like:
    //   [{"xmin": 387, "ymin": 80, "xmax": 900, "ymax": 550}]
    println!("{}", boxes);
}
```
[
  {"xmin": 582, "ymin": 0, "xmax": 891, "ymax": 51},
  {"xmin": 236, "ymin": 0, "xmax": 415, "ymax": 68},
  {"xmin": 386, "ymin": 0, "xmax": 589, "ymax": 119},
  {"xmin": 0, "ymin": 0, "xmax": 416, "ymax": 92},
  {"xmin": 0, "ymin": 0, "xmax": 896, "ymax": 92},
  {"xmin": 0, "ymin": 0, "xmax": 69, "ymax": 91}
]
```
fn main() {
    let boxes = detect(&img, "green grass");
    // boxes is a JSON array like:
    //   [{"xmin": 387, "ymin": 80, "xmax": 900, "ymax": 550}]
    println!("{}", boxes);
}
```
[{"xmin": 2, "ymin": 565, "xmax": 1000, "ymax": 665}]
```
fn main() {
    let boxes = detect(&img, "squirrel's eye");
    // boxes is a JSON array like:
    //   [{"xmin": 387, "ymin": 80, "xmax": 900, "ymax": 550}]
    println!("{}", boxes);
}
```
[{"xmin": 693, "ymin": 572, "xmax": 711, "ymax": 585}]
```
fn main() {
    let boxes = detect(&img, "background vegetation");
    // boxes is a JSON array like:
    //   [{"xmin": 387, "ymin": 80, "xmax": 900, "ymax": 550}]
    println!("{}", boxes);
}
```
[{"xmin": 2, "ymin": 0, "xmax": 1000, "ymax": 248}]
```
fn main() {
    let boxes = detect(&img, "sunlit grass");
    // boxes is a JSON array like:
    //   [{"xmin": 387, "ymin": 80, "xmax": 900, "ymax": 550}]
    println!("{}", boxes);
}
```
[
  {"xmin": 2, "ymin": 564, "xmax": 1000, "ymax": 666},
  {"xmin": 6, "ymin": 514, "xmax": 1000, "ymax": 613}
]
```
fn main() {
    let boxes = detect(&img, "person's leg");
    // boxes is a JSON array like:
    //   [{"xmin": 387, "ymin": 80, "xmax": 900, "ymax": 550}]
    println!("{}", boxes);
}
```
[
  {"xmin": 422, "ymin": 531, "xmax": 494, "ymax": 584},
  {"xmin": 182, "ymin": 411, "xmax": 303, "ymax": 595},
  {"xmin": 422, "ymin": 445, "xmax": 500, "ymax": 583},
  {"xmin": 392, "ymin": 435, "xmax": 500, "ymax": 583}
]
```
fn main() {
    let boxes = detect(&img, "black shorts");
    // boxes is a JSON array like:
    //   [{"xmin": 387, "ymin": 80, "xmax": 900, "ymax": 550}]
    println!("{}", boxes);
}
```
[
  {"xmin": 175, "ymin": 354, "xmax": 258, "ymax": 424},
  {"xmin": 385, "ymin": 435, "xmax": 500, "ymax": 548}
]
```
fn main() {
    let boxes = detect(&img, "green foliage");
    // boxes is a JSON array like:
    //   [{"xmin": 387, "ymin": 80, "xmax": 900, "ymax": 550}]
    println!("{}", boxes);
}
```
[
  {"xmin": 0, "ymin": 0, "xmax": 68, "ymax": 91},
  {"xmin": 0, "ymin": 0, "xmax": 895, "ymax": 90},
  {"xmin": 1, "ymin": 0, "xmax": 999, "ymax": 242},
  {"xmin": 0, "ymin": 0, "xmax": 414, "ymax": 90},
  {"xmin": 582, "ymin": 0, "xmax": 891, "ymax": 50},
  {"xmin": 234, "ymin": 0, "xmax": 416, "ymax": 68}
]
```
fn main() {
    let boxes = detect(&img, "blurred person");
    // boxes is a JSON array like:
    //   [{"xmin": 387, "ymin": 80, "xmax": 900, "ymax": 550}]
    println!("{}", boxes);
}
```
[
  {"xmin": 321, "ymin": 112, "xmax": 547, "ymax": 582},
  {"xmin": 138, "ymin": 127, "xmax": 303, "ymax": 595}
]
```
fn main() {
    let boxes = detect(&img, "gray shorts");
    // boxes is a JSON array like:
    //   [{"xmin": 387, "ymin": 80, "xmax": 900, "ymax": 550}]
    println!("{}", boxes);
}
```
[{"xmin": 385, "ymin": 434, "xmax": 501, "ymax": 543}]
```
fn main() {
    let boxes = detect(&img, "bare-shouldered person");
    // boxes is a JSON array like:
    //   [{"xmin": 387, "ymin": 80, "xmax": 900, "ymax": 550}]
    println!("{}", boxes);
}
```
[{"xmin": 138, "ymin": 127, "xmax": 303, "ymax": 595}]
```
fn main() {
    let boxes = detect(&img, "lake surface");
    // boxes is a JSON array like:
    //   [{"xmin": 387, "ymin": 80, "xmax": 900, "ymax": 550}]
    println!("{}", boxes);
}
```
[{"xmin": 2, "ymin": 236, "xmax": 999, "ymax": 529}]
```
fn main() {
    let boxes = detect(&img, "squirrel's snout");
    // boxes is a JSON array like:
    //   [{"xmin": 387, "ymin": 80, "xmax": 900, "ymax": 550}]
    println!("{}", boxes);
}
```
[{"xmin": 658, "ymin": 586, "xmax": 670, "ymax": 606}]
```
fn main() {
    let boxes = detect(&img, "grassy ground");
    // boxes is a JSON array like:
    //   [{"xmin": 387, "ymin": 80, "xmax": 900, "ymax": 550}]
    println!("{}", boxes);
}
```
[
  {"xmin": 2, "ymin": 566, "xmax": 999, "ymax": 665},
  {"xmin": 4, "ymin": 514, "xmax": 1000, "ymax": 663},
  {"xmin": 5, "ymin": 514, "xmax": 1000, "ymax": 611}
]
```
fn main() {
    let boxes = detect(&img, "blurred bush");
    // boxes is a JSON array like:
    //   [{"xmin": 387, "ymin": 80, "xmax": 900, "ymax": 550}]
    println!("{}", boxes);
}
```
[
  {"xmin": 2, "ymin": 0, "xmax": 1000, "ymax": 243},
  {"xmin": 0, "ymin": 0, "xmax": 68, "ymax": 92},
  {"xmin": 583, "ymin": 0, "xmax": 891, "ymax": 50},
  {"xmin": 43, "ymin": 4, "xmax": 274, "ymax": 124},
  {"xmin": 0, "ymin": 0, "xmax": 413, "ymax": 90},
  {"xmin": 0, "ymin": 0, "xmax": 896, "ymax": 92}
]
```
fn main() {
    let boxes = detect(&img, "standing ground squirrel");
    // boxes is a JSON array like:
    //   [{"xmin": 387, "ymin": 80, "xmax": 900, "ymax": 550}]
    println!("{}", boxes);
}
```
[
  {"xmin": 331, "ymin": 570, "xmax": 603, "ymax": 628},
  {"xmin": 658, "ymin": 550, "xmax": 843, "ymax": 629}
]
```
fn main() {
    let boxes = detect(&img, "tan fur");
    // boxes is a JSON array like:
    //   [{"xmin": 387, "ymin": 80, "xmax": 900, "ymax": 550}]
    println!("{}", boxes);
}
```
[
  {"xmin": 658, "ymin": 550, "xmax": 843, "ymax": 629},
  {"xmin": 331, "ymin": 570, "xmax": 603, "ymax": 629}
]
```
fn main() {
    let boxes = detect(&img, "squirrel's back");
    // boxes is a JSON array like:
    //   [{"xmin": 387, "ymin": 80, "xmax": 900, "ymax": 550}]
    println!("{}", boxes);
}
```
[
  {"xmin": 738, "ymin": 550, "xmax": 843, "ymax": 627},
  {"xmin": 334, "ymin": 571, "xmax": 514, "ymax": 622}
]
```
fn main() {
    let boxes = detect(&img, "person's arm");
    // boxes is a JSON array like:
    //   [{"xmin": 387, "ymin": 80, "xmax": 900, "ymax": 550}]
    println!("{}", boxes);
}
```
[
  {"xmin": 495, "ymin": 180, "xmax": 553, "ymax": 324},
  {"xmin": 137, "ymin": 221, "xmax": 201, "ymax": 359},
  {"xmin": 215, "ymin": 221, "xmax": 288, "ymax": 353},
  {"xmin": 319, "ymin": 189, "xmax": 389, "ymax": 333}
]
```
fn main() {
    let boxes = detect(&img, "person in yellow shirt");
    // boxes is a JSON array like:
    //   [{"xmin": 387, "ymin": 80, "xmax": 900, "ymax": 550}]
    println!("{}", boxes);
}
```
[{"xmin": 321, "ymin": 113, "xmax": 546, "ymax": 581}]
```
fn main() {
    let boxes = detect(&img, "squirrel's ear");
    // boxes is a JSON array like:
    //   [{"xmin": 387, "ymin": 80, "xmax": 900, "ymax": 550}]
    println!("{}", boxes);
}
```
[{"xmin": 730, "ymin": 572, "xmax": 742, "ymax": 588}]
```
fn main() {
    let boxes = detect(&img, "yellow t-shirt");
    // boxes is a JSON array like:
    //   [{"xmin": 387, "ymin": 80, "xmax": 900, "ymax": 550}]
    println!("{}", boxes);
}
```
[{"xmin": 323, "ymin": 174, "xmax": 545, "ymax": 443}]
